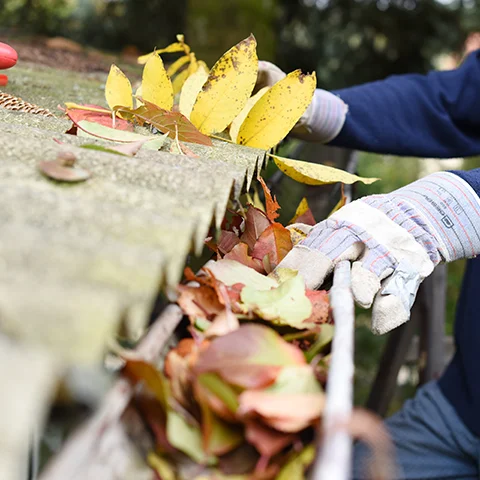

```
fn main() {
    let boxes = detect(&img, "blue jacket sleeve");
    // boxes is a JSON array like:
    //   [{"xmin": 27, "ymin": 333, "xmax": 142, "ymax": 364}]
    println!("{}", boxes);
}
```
[{"xmin": 328, "ymin": 50, "xmax": 480, "ymax": 158}]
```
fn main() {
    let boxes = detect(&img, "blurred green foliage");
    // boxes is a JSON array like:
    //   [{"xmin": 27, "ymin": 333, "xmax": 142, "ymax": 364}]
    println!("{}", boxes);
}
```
[{"xmin": 1, "ymin": 0, "xmax": 476, "ymax": 86}]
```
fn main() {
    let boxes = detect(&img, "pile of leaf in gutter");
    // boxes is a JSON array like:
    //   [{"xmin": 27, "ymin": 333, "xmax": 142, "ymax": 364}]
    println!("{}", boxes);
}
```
[{"xmin": 121, "ymin": 179, "xmax": 333, "ymax": 480}]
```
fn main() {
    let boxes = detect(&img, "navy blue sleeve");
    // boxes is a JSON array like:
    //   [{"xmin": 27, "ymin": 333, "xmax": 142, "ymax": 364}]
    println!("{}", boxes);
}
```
[
  {"xmin": 329, "ymin": 50, "xmax": 480, "ymax": 158},
  {"xmin": 452, "ymin": 169, "xmax": 480, "ymax": 197}
]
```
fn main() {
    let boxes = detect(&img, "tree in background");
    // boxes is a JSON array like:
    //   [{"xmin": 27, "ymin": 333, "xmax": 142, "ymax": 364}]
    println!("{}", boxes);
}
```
[{"xmin": 276, "ymin": 0, "xmax": 466, "ymax": 90}]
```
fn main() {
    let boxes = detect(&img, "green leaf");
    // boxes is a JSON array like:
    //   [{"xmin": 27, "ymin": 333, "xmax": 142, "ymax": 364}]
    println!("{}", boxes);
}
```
[
  {"xmin": 202, "ymin": 259, "xmax": 277, "ymax": 291},
  {"xmin": 77, "ymin": 120, "xmax": 149, "ymax": 142},
  {"xmin": 197, "ymin": 373, "xmax": 239, "ymax": 413},
  {"xmin": 76, "ymin": 121, "xmax": 168, "ymax": 151},
  {"xmin": 166, "ymin": 410, "xmax": 216, "ymax": 465},
  {"xmin": 277, "ymin": 445, "xmax": 316, "ymax": 480},
  {"xmin": 265, "ymin": 365, "xmax": 322, "ymax": 395},
  {"xmin": 240, "ymin": 273, "xmax": 313, "ymax": 329}
]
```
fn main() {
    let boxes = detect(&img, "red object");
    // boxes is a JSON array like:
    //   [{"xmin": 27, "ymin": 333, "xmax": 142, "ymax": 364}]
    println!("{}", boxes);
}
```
[
  {"xmin": 0, "ymin": 74, "xmax": 8, "ymax": 86},
  {"xmin": 0, "ymin": 42, "xmax": 17, "ymax": 70}
]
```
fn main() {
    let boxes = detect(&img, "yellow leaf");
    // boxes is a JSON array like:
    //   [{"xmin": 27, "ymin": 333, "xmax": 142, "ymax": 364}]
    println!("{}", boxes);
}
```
[
  {"xmin": 172, "ymin": 67, "xmax": 191, "ymax": 95},
  {"xmin": 230, "ymin": 86, "xmax": 269, "ymax": 143},
  {"xmin": 237, "ymin": 70, "xmax": 316, "ymax": 150},
  {"xmin": 277, "ymin": 445, "xmax": 315, "ymax": 480},
  {"xmin": 179, "ymin": 68, "xmax": 209, "ymax": 119},
  {"xmin": 329, "ymin": 184, "xmax": 347, "ymax": 216},
  {"xmin": 147, "ymin": 453, "xmax": 175, "ymax": 480},
  {"xmin": 137, "ymin": 38, "xmax": 191, "ymax": 65},
  {"xmin": 166, "ymin": 54, "xmax": 190, "ymax": 78},
  {"xmin": 190, "ymin": 34, "xmax": 258, "ymax": 135},
  {"xmin": 289, "ymin": 197, "xmax": 310, "ymax": 223},
  {"xmin": 271, "ymin": 154, "xmax": 380, "ymax": 185},
  {"xmin": 141, "ymin": 53, "xmax": 174, "ymax": 110},
  {"xmin": 135, "ymin": 85, "xmax": 143, "ymax": 108},
  {"xmin": 64, "ymin": 103, "xmax": 111, "ymax": 114},
  {"xmin": 105, "ymin": 64, "xmax": 133, "ymax": 111},
  {"xmin": 186, "ymin": 52, "xmax": 199, "ymax": 75},
  {"xmin": 197, "ymin": 60, "xmax": 209, "ymax": 72}
]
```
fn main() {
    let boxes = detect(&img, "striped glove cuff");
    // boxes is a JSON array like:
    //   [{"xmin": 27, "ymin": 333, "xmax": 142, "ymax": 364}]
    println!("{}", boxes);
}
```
[
  {"xmin": 393, "ymin": 172, "xmax": 480, "ymax": 262},
  {"xmin": 293, "ymin": 89, "xmax": 348, "ymax": 143}
]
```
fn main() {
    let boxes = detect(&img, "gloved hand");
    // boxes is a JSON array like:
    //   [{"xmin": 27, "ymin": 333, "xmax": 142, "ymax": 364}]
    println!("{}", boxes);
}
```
[
  {"xmin": 256, "ymin": 60, "xmax": 348, "ymax": 143},
  {"xmin": 276, "ymin": 172, "xmax": 480, "ymax": 334}
]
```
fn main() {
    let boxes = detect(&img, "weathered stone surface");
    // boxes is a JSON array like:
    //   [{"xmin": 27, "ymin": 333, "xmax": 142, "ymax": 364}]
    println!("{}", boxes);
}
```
[{"xmin": 0, "ymin": 64, "xmax": 266, "ymax": 364}]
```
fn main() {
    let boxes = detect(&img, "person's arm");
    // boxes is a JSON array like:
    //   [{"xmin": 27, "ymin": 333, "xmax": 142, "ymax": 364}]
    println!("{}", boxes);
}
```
[
  {"xmin": 257, "ymin": 51, "xmax": 480, "ymax": 158},
  {"xmin": 327, "ymin": 50, "xmax": 480, "ymax": 158}
]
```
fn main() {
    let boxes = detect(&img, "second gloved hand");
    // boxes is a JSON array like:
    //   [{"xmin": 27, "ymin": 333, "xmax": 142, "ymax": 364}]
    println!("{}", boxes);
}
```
[
  {"xmin": 256, "ymin": 61, "xmax": 348, "ymax": 143},
  {"xmin": 276, "ymin": 172, "xmax": 480, "ymax": 334}
]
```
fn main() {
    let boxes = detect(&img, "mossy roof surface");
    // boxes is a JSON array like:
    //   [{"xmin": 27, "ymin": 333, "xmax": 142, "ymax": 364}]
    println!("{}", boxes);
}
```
[{"xmin": 0, "ymin": 63, "xmax": 266, "ymax": 364}]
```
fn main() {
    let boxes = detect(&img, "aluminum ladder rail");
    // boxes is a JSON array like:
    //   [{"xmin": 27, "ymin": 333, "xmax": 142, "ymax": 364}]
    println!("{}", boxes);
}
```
[{"xmin": 310, "ymin": 260, "xmax": 355, "ymax": 480}]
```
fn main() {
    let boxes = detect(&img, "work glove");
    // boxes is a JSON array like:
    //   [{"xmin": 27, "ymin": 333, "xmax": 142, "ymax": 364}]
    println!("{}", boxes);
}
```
[
  {"xmin": 255, "ymin": 60, "xmax": 348, "ymax": 143},
  {"xmin": 276, "ymin": 172, "xmax": 480, "ymax": 334}
]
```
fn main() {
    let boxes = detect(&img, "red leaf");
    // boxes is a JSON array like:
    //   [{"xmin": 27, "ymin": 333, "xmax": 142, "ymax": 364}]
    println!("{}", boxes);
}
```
[
  {"xmin": 245, "ymin": 422, "xmax": 296, "ymax": 457},
  {"xmin": 116, "ymin": 100, "xmax": 212, "ymax": 146},
  {"xmin": 258, "ymin": 177, "xmax": 280, "ymax": 222},
  {"xmin": 226, "ymin": 283, "xmax": 245, "ymax": 311},
  {"xmin": 239, "ymin": 206, "xmax": 271, "ymax": 252},
  {"xmin": 194, "ymin": 324, "xmax": 306, "ymax": 390},
  {"xmin": 251, "ymin": 224, "xmax": 293, "ymax": 272},
  {"xmin": 218, "ymin": 230, "xmax": 241, "ymax": 255},
  {"xmin": 135, "ymin": 395, "xmax": 174, "ymax": 453},
  {"xmin": 295, "ymin": 209, "xmax": 316, "ymax": 226},
  {"xmin": 305, "ymin": 290, "xmax": 330, "ymax": 325},
  {"xmin": 221, "ymin": 210, "xmax": 244, "ymax": 233},
  {"xmin": 65, "ymin": 104, "xmax": 133, "ymax": 131},
  {"xmin": 289, "ymin": 197, "xmax": 316, "ymax": 226},
  {"xmin": 224, "ymin": 243, "xmax": 264, "ymax": 273}
]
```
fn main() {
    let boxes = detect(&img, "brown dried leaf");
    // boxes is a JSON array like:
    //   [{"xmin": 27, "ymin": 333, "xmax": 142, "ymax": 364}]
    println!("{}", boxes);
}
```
[
  {"xmin": 38, "ymin": 152, "xmax": 90, "ymax": 183},
  {"xmin": 239, "ymin": 206, "xmax": 271, "ymax": 252},
  {"xmin": 257, "ymin": 177, "xmax": 280, "ymax": 222},
  {"xmin": 177, "ymin": 284, "xmax": 224, "ymax": 321},
  {"xmin": 116, "ymin": 100, "xmax": 213, "ymax": 146},
  {"xmin": 218, "ymin": 230, "xmax": 241, "ymax": 255},
  {"xmin": 305, "ymin": 290, "xmax": 330, "ymax": 325},
  {"xmin": 251, "ymin": 223, "xmax": 293, "ymax": 273},
  {"xmin": 122, "ymin": 358, "xmax": 167, "ymax": 407},
  {"xmin": 245, "ymin": 422, "xmax": 296, "ymax": 458},
  {"xmin": 224, "ymin": 243, "xmax": 264, "ymax": 273}
]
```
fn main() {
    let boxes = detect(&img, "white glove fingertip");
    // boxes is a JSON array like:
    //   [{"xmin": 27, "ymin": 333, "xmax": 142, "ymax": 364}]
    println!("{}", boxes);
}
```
[
  {"xmin": 351, "ymin": 261, "xmax": 380, "ymax": 308},
  {"xmin": 371, "ymin": 294, "xmax": 410, "ymax": 335},
  {"xmin": 276, "ymin": 245, "xmax": 332, "ymax": 290}
]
